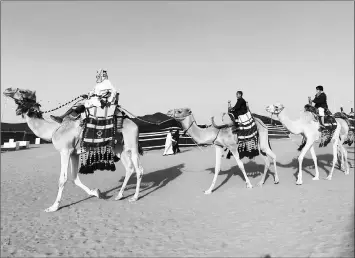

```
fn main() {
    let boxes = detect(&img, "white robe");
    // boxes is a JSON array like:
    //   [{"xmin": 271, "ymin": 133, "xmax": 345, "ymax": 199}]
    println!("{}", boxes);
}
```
[
  {"xmin": 85, "ymin": 79, "xmax": 118, "ymax": 108},
  {"xmin": 163, "ymin": 132, "xmax": 175, "ymax": 155}
]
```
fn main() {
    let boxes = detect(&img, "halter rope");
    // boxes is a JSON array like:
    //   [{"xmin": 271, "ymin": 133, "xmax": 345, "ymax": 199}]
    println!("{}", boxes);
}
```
[{"xmin": 39, "ymin": 96, "xmax": 84, "ymax": 114}]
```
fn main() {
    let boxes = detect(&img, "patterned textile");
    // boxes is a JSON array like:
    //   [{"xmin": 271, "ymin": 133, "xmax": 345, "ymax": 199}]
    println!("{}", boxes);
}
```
[
  {"xmin": 227, "ymin": 111, "xmax": 259, "ymax": 159},
  {"xmin": 79, "ymin": 105, "xmax": 118, "ymax": 174},
  {"xmin": 304, "ymin": 104, "xmax": 337, "ymax": 148},
  {"xmin": 333, "ymin": 112, "xmax": 354, "ymax": 146}
]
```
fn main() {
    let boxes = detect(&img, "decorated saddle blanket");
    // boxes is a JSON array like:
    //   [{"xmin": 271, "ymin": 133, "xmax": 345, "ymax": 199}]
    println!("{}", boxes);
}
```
[
  {"xmin": 211, "ymin": 111, "xmax": 258, "ymax": 138},
  {"xmin": 346, "ymin": 114, "xmax": 354, "ymax": 131},
  {"xmin": 212, "ymin": 111, "xmax": 259, "ymax": 160},
  {"xmin": 333, "ymin": 112, "xmax": 354, "ymax": 146},
  {"xmin": 78, "ymin": 104, "xmax": 120, "ymax": 174},
  {"xmin": 304, "ymin": 104, "xmax": 337, "ymax": 131}
]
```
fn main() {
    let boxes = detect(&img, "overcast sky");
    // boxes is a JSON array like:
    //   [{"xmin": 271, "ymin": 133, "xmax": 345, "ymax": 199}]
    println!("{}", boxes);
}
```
[{"xmin": 1, "ymin": 1, "xmax": 354, "ymax": 124}]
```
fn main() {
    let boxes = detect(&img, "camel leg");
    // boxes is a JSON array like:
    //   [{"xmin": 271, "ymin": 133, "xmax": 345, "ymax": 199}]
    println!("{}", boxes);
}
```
[
  {"xmin": 115, "ymin": 151, "xmax": 134, "ymax": 200},
  {"xmin": 204, "ymin": 145, "xmax": 223, "ymax": 194},
  {"xmin": 128, "ymin": 150, "xmax": 144, "ymax": 202},
  {"xmin": 296, "ymin": 141, "xmax": 314, "ymax": 185},
  {"xmin": 339, "ymin": 144, "xmax": 350, "ymax": 175},
  {"xmin": 309, "ymin": 146, "xmax": 320, "ymax": 180},
  {"xmin": 71, "ymin": 154, "xmax": 100, "ymax": 198},
  {"xmin": 326, "ymin": 140, "xmax": 339, "ymax": 180},
  {"xmin": 44, "ymin": 149, "xmax": 71, "ymax": 212},
  {"xmin": 257, "ymin": 153, "xmax": 271, "ymax": 187},
  {"xmin": 340, "ymin": 145, "xmax": 350, "ymax": 175},
  {"xmin": 267, "ymin": 148, "xmax": 279, "ymax": 184},
  {"xmin": 231, "ymin": 149, "xmax": 253, "ymax": 188}
]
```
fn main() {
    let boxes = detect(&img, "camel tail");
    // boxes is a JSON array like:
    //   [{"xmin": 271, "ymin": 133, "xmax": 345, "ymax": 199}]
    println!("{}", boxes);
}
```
[
  {"xmin": 138, "ymin": 142, "xmax": 144, "ymax": 156},
  {"xmin": 298, "ymin": 136, "xmax": 307, "ymax": 151},
  {"xmin": 268, "ymin": 138, "xmax": 272, "ymax": 150}
]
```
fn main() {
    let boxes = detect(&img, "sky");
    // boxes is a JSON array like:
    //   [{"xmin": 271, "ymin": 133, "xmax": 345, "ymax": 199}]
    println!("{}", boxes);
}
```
[{"xmin": 1, "ymin": 1, "xmax": 354, "ymax": 124}]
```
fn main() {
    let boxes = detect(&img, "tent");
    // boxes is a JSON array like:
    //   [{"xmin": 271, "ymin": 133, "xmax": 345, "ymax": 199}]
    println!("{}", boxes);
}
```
[{"xmin": 1, "ymin": 112, "xmax": 290, "ymax": 148}]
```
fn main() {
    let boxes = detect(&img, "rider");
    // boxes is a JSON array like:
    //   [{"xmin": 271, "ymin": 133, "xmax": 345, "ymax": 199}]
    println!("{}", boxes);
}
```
[
  {"xmin": 228, "ymin": 90, "xmax": 248, "ymax": 133},
  {"xmin": 309, "ymin": 85, "xmax": 328, "ymax": 128},
  {"xmin": 50, "ymin": 69, "xmax": 120, "ymax": 124}
]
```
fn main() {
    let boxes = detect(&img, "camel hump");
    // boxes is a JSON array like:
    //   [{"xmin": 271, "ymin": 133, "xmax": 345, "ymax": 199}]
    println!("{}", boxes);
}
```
[{"xmin": 211, "ymin": 112, "xmax": 233, "ymax": 128}]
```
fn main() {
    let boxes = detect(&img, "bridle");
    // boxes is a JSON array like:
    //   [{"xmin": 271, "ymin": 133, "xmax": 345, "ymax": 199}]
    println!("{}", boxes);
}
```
[
  {"xmin": 169, "ymin": 109, "xmax": 196, "ymax": 136},
  {"xmin": 8, "ymin": 88, "xmax": 42, "ymax": 116},
  {"xmin": 169, "ymin": 109, "xmax": 220, "ymax": 147}
]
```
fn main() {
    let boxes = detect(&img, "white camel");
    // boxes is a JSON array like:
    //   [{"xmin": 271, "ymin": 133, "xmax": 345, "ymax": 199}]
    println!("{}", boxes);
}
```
[
  {"xmin": 3, "ymin": 87, "xmax": 144, "ymax": 212},
  {"xmin": 266, "ymin": 103, "xmax": 350, "ymax": 185},
  {"xmin": 167, "ymin": 108, "xmax": 279, "ymax": 193}
]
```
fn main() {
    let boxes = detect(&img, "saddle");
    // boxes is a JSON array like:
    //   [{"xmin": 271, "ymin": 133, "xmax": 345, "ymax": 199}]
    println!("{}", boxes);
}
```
[
  {"xmin": 211, "ymin": 111, "xmax": 257, "ymax": 136},
  {"xmin": 211, "ymin": 113, "xmax": 234, "ymax": 129},
  {"xmin": 304, "ymin": 104, "xmax": 336, "ymax": 128},
  {"xmin": 304, "ymin": 104, "xmax": 338, "ymax": 148},
  {"xmin": 212, "ymin": 111, "xmax": 259, "ymax": 159},
  {"xmin": 77, "ymin": 100, "xmax": 127, "ymax": 174}
]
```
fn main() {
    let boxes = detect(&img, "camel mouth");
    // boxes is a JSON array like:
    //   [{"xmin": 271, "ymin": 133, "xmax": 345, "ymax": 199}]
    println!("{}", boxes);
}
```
[
  {"xmin": 3, "ymin": 88, "xmax": 15, "ymax": 97},
  {"xmin": 166, "ymin": 110, "xmax": 174, "ymax": 117}
]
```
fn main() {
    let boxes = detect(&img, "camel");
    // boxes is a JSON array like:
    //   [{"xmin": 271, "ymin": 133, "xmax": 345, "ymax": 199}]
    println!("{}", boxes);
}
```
[
  {"xmin": 265, "ymin": 103, "xmax": 350, "ymax": 185},
  {"xmin": 3, "ymin": 87, "xmax": 144, "ymax": 212},
  {"xmin": 166, "ymin": 108, "xmax": 279, "ymax": 193},
  {"xmin": 335, "ymin": 107, "xmax": 354, "ymax": 170}
]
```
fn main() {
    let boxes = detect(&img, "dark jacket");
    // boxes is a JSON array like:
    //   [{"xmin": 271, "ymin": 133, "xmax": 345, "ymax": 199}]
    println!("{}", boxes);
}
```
[
  {"xmin": 230, "ymin": 97, "xmax": 248, "ymax": 117},
  {"xmin": 312, "ymin": 92, "xmax": 328, "ymax": 109},
  {"xmin": 173, "ymin": 131, "xmax": 180, "ymax": 142}
]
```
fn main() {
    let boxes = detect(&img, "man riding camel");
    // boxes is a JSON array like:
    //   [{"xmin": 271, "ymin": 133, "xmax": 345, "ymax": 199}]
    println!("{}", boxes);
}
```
[
  {"xmin": 308, "ymin": 85, "xmax": 328, "ymax": 129},
  {"xmin": 50, "ymin": 69, "xmax": 120, "ymax": 125},
  {"xmin": 228, "ymin": 90, "xmax": 248, "ymax": 133}
]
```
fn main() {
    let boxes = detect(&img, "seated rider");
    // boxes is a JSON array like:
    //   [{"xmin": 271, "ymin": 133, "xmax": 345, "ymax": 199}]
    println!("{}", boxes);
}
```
[
  {"xmin": 308, "ymin": 85, "xmax": 328, "ymax": 128},
  {"xmin": 50, "ymin": 69, "xmax": 120, "ymax": 125},
  {"xmin": 228, "ymin": 90, "xmax": 248, "ymax": 133}
]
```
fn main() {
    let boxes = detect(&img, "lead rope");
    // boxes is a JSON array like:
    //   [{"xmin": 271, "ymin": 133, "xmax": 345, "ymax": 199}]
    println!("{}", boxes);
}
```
[
  {"xmin": 119, "ymin": 107, "xmax": 174, "ymax": 125},
  {"xmin": 39, "ymin": 95, "xmax": 84, "ymax": 114}
]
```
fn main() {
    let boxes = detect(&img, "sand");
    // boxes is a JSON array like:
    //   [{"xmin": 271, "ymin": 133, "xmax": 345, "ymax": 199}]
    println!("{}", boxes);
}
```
[{"xmin": 1, "ymin": 139, "xmax": 354, "ymax": 257}]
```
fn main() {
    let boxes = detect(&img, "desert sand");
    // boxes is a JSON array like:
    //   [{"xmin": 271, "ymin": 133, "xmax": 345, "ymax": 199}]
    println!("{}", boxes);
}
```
[{"xmin": 1, "ymin": 138, "xmax": 354, "ymax": 257}]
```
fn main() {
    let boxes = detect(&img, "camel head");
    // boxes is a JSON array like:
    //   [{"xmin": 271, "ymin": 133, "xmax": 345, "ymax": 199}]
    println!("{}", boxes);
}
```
[
  {"xmin": 266, "ymin": 103, "xmax": 285, "ymax": 115},
  {"xmin": 3, "ymin": 87, "xmax": 42, "ymax": 118},
  {"xmin": 166, "ymin": 108, "xmax": 192, "ymax": 121}
]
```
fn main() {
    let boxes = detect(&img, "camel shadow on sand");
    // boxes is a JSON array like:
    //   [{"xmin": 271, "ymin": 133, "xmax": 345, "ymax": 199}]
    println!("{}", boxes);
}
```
[
  {"xmin": 205, "ymin": 159, "xmax": 278, "ymax": 193},
  {"xmin": 276, "ymin": 153, "xmax": 340, "ymax": 180},
  {"xmin": 100, "ymin": 163, "xmax": 184, "ymax": 201},
  {"xmin": 59, "ymin": 164, "xmax": 184, "ymax": 210}
]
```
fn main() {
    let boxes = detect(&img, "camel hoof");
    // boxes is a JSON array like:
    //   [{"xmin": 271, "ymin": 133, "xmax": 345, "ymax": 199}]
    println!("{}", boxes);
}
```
[
  {"xmin": 325, "ymin": 176, "xmax": 332, "ymax": 180},
  {"xmin": 115, "ymin": 193, "xmax": 123, "ymax": 201},
  {"xmin": 204, "ymin": 190, "xmax": 212, "ymax": 195},
  {"xmin": 44, "ymin": 205, "xmax": 59, "ymax": 213},
  {"xmin": 257, "ymin": 181, "xmax": 264, "ymax": 187},
  {"xmin": 344, "ymin": 170, "xmax": 350, "ymax": 175},
  {"xmin": 296, "ymin": 180, "xmax": 303, "ymax": 185},
  {"xmin": 246, "ymin": 183, "xmax": 253, "ymax": 189},
  {"xmin": 312, "ymin": 177, "xmax": 320, "ymax": 181},
  {"xmin": 274, "ymin": 180, "xmax": 280, "ymax": 184},
  {"xmin": 128, "ymin": 196, "xmax": 138, "ymax": 202},
  {"xmin": 91, "ymin": 189, "xmax": 101, "ymax": 198}
]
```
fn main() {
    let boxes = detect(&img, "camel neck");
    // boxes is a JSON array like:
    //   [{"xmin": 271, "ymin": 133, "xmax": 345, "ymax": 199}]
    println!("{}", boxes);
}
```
[
  {"xmin": 180, "ymin": 116, "xmax": 219, "ymax": 144},
  {"xmin": 25, "ymin": 115, "xmax": 59, "ymax": 142},
  {"xmin": 277, "ymin": 109, "xmax": 303, "ymax": 135}
]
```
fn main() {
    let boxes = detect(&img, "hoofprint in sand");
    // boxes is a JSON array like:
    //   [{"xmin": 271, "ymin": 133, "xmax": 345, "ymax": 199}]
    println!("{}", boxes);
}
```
[{"xmin": 1, "ymin": 141, "xmax": 354, "ymax": 257}]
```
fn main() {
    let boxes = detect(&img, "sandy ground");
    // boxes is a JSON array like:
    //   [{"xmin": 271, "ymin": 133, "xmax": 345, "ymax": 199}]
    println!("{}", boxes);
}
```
[{"xmin": 1, "ymin": 139, "xmax": 354, "ymax": 257}]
